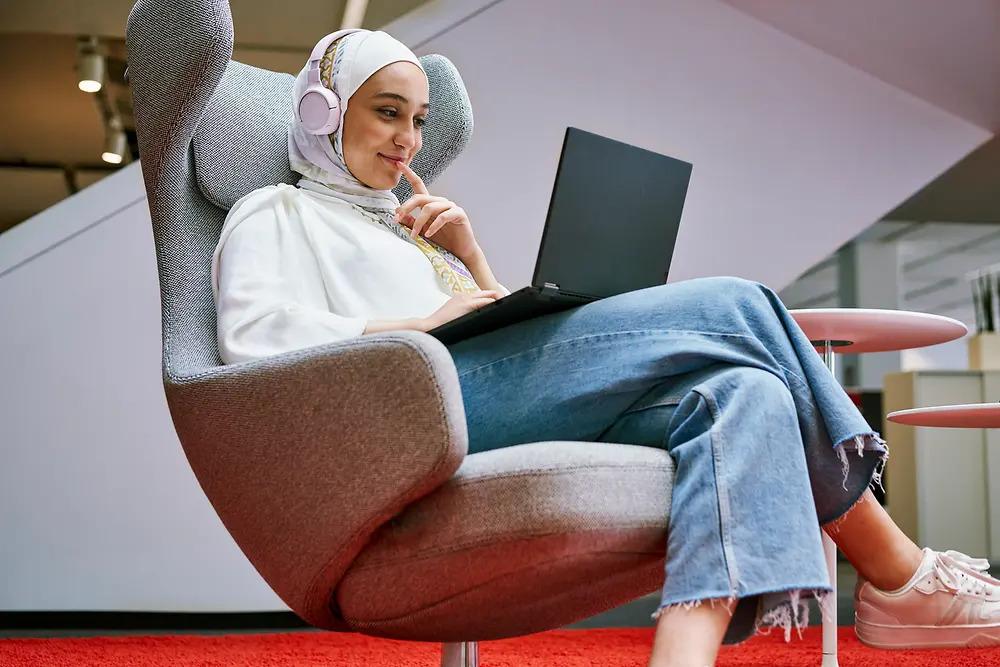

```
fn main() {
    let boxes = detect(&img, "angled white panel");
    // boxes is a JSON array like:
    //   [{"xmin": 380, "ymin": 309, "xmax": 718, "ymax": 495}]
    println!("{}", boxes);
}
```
[
  {"xmin": 0, "ymin": 163, "xmax": 284, "ymax": 611},
  {"xmin": 388, "ymin": 0, "xmax": 991, "ymax": 292}
]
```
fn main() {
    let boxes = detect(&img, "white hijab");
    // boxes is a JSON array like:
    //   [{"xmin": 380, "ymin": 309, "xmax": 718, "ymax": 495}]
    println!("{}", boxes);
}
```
[
  {"xmin": 284, "ymin": 29, "xmax": 480, "ymax": 293},
  {"xmin": 287, "ymin": 29, "xmax": 426, "ymax": 211}
]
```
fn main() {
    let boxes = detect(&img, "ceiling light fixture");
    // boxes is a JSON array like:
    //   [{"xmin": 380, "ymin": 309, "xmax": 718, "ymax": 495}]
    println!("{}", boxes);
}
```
[
  {"xmin": 102, "ymin": 117, "xmax": 126, "ymax": 165},
  {"xmin": 77, "ymin": 36, "xmax": 104, "ymax": 93}
]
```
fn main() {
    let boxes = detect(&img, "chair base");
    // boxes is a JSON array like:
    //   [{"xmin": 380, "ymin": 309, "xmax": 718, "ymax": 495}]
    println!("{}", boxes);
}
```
[{"xmin": 441, "ymin": 641, "xmax": 479, "ymax": 667}]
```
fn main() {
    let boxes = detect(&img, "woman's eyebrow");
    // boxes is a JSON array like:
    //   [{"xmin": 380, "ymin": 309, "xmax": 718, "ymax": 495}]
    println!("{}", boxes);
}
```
[{"xmin": 373, "ymin": 92, "xmax": 430, "ymax": 110}]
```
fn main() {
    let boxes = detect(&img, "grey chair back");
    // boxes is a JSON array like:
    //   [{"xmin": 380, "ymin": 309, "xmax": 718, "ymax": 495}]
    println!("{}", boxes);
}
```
[{"xmin": 125, "ymin": 0, "xmax": 473, "ymax": 380}]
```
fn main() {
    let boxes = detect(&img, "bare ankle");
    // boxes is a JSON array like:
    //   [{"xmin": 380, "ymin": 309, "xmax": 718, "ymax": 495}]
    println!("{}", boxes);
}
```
[
  {"xmin": 647, "ymin": 598, "xmax": 735, "ymax": 667},
  {"xmin": 866, "ymin": 544, "xmax": 924, "ymax": 591},
  {"xmin": 827, "ymin": 490, "xmax": 925, "ymax": 591}
]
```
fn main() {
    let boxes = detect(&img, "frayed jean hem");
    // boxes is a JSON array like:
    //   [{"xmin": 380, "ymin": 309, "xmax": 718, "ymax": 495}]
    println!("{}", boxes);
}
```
[
  {"xmin": 817, "ymin": 432, "xmax": 889, "ymax": 526},
  {"xmin": 651, "ymin": 585, "xmax": 835, "ymax": 645}
]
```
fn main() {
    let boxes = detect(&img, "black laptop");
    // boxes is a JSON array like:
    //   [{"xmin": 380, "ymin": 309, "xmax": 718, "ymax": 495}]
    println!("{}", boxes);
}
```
[{"xmin": 427, "ymin": 126, "xmax": 693, "ymax": 345}]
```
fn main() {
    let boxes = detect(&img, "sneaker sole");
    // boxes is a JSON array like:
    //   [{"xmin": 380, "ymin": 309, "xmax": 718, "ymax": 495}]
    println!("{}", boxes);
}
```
[{"xmin": 856, "ymin": 617, "xmax": 1000, "ymax": 649}]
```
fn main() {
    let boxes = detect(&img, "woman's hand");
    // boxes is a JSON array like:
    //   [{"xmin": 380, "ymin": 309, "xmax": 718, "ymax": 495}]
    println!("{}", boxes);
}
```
[
  {"xmin": 422, "ymin": 290, "xmax": 504, "ymax": 330},
  {"xmin": 393, "ymin": 161, "xmax": 481, "ymax": 261}
]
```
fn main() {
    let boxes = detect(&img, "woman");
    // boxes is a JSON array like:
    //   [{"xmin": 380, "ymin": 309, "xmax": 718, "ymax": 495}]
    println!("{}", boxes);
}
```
[{"xmin": 211, "ymin": 29, "xmax": 1000, "ymax": 667}]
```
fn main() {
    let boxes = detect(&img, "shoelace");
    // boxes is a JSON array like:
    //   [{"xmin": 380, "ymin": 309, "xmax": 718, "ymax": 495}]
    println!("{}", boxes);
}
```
[
  {"xmin": 943, "ymin": 550, "xmax": 991, "ymax": 572},
  {"xmin": 934, "ymin": 550, "xmax": 998, "ymax": 598}
]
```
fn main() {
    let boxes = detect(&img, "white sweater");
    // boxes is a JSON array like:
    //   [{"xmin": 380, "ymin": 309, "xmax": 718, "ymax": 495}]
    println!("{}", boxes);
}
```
[{"xmin": 211, "ymin": 183, "xmax": 510, "ymax": 364}]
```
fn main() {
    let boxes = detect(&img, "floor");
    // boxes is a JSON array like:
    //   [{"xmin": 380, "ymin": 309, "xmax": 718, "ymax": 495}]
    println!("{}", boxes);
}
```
[
  {"xmin": 0, "ymin": 563, "xmax": 861, "ymax": 639},
  {"xmin": 565, "ymin": 562, "xmax": 860, "ymax": 629}
]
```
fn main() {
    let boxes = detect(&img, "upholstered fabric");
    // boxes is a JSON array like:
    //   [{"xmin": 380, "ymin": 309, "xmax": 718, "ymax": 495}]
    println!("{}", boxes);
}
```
[
  {"xmin": 192, "ymin": 62, "xmax": 300, "ymax": 210},
  {"xmin": 337, "ymin": 442, "xmax": 673, "ymax": 641},
  {"xmin": 163, "ymin": 330, "xmax": 470, "ymax": 630},
  {"xmin": 125, "ymin": 0, "xmax": 673, "ymax": 639}
]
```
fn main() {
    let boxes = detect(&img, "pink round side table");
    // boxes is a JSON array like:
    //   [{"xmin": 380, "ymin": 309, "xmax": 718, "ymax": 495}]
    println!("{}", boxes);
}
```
[
  {"xmin": 887, "ymin": 404, "xmax": 1000, "ymax": 428},
  {"xmin": 789, "ymin": 308, "xmax": 966, "ymax": 667},
  {"xmin": 790, "ymin": 308, "xmax": 968, "ymax": 354}
]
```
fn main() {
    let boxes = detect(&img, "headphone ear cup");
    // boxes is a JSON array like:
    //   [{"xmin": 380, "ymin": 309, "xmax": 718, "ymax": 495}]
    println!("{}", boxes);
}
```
[{"xmin": 298, "ymin": 86, "xmax": 342, "ymax": 135}]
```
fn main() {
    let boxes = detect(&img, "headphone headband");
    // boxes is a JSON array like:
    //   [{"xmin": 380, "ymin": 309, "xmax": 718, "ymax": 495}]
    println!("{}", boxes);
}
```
[{"xmin": 307, "ymin": 28, "xmax": 364, "ymax": 70}]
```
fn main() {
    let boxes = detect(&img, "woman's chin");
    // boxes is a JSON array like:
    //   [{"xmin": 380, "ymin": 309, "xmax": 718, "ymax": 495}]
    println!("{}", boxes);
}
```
[{"xmin": 355, "ymin": 172, "xmax": 397, "ymax": 190}]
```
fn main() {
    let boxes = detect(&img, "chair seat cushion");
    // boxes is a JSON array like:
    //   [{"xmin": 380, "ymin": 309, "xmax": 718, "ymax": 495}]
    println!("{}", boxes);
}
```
[{"xmin": 336, "ymin": 441, "xmax": 674, "ymax": 642}]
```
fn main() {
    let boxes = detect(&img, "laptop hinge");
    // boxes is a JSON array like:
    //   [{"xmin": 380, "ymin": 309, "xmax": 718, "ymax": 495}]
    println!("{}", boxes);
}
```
[{"xmin": 541, "ymin": 282, "xmax": 560, "ymax": 295}]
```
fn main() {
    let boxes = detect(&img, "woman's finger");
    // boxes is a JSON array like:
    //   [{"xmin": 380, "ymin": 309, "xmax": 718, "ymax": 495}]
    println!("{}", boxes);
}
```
[
  {"xmin": 396, "ymin": 195, "xmax": 431, "ymax": 220},
  {"xmin": 398, "ymin": 161, "xmax": 429, "ymax": 196},
  {"xmin": 426, "ymin": 205, "xmax": 464, "ymax": 237},
  {"xmin": 470, "ymin": 298, "xmax": 497, "ymax": 309},
  {"xmin": 397, "ymin": 194, "xmax": 445, "ymax": 220},
  {"xmin": 425, "ymin": 209, "xmax": 458, "ymax": 237},
  {"xmin": 410, "ymin": 201, "xmax": 450, "ymax": 239}
]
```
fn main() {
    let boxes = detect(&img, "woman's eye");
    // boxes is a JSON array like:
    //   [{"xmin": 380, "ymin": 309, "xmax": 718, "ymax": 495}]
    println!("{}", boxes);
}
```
[{"xmin": 380, "ymin": 109, "xmax": 426, "ymax": 128}]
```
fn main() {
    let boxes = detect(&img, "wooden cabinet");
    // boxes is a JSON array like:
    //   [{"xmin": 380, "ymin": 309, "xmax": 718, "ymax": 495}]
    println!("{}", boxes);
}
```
[{"xmin": 882, "ymin": 371, "xmax": 1000, "ymax": 559}]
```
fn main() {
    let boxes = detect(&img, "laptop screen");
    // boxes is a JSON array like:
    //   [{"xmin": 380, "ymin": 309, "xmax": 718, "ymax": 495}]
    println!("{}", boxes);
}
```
[{"xmin": 532, "ymin": 127, "xmax": 692, "ymax": 299}]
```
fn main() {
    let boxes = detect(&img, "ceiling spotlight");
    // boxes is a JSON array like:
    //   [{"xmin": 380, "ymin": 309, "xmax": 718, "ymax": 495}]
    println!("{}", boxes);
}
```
[
  {"xmin": 102, "ymin": 119, "xmax": 126, "ymax": 165},
  {"xmin": 77, "ymin": 39, "xmax": 105, "ymax": 93}
]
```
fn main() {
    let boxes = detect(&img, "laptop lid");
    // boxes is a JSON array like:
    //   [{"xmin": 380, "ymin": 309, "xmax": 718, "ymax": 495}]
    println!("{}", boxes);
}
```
[{"xmin": 531, "ymin": 127, "xmax": 693, "ymax": 299}]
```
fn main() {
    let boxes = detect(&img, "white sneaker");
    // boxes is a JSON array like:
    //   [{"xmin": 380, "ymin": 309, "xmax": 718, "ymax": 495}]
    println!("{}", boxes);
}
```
[{"xmin": 855, "ymin": 547, "xmax": 1000, "ymax": 649}]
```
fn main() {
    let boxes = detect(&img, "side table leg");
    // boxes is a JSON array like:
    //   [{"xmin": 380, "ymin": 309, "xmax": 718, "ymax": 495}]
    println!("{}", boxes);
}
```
[
  {"xmin": 821, "ymin": 341, "xmax": 839, "ymax": 667},
  {"xmin": 821, "ymin": 530, "xmax": 839, "ymax": 667}
]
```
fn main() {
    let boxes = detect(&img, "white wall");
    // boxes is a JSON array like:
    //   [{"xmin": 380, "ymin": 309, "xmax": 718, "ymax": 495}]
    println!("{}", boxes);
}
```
[
  {"xmin": 0, "ymin": 164, "xmax": 284, "ymax": 611},
  {"xmin": 0, "ymin": 0, "xmax": 993, "ymax": 611},
  {"xmin": 388, "ymin": 0, "xmax": 990, "ymax": 290},
  {"xmin": 902, "ymin": 338, "xmax": 973, "ymax": 372}
]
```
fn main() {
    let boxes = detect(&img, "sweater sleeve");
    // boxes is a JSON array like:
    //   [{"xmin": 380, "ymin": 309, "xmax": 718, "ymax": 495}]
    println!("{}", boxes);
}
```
[{"xmin": 213, "ymin": 201, "xmax": 368, "ymax": 365}]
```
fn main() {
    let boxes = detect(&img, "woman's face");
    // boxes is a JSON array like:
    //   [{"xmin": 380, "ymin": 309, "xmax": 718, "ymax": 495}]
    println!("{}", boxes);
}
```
[{"xmin": 342, "ymin": 62, "xmax": 429, "ymax": 190}]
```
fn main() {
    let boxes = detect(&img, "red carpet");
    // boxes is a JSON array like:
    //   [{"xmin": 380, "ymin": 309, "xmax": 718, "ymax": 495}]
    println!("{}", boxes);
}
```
[{"xmin": 2, "ymin": 626, "xmax": 999, "ymax": 666}]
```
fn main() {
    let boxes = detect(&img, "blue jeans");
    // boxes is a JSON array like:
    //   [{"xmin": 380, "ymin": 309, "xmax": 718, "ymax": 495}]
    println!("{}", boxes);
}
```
[{"xmin": 444, "ymin": 277, "xmax": 886, "ymax": 643}]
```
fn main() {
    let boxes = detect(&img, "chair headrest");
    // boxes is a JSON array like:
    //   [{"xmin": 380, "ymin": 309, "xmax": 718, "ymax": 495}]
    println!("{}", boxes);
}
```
[
  {"xmin": 192, "ymin": 62, "xmax": 298, "ymax": 210},
  {"xmin": 191, "ymin": 56, "xmax": 474, "ymax": 210}
]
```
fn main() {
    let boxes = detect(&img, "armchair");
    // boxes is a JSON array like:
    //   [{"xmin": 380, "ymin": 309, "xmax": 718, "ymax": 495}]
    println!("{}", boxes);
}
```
[{"xmin": 124, "ymin": 1, "xmax": 675, "ymax": 664}]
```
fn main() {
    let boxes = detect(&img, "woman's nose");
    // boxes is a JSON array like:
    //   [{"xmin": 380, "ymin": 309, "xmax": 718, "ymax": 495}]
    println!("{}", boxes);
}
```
[{"xmin": 395, "ymin": 127, "xmax": 417, "ymax": 149}]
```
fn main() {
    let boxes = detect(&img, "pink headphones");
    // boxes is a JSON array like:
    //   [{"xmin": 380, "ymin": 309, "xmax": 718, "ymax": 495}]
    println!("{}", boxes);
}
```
[{"xmin": 296, "ymin": 29, "xmax": 364, "ymax": 135}]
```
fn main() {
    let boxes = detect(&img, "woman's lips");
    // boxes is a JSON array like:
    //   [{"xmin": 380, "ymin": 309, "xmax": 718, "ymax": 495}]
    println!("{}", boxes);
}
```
[{"xmin": 379, "ymin": 153, "xmax": 403, "ymax": 165}]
